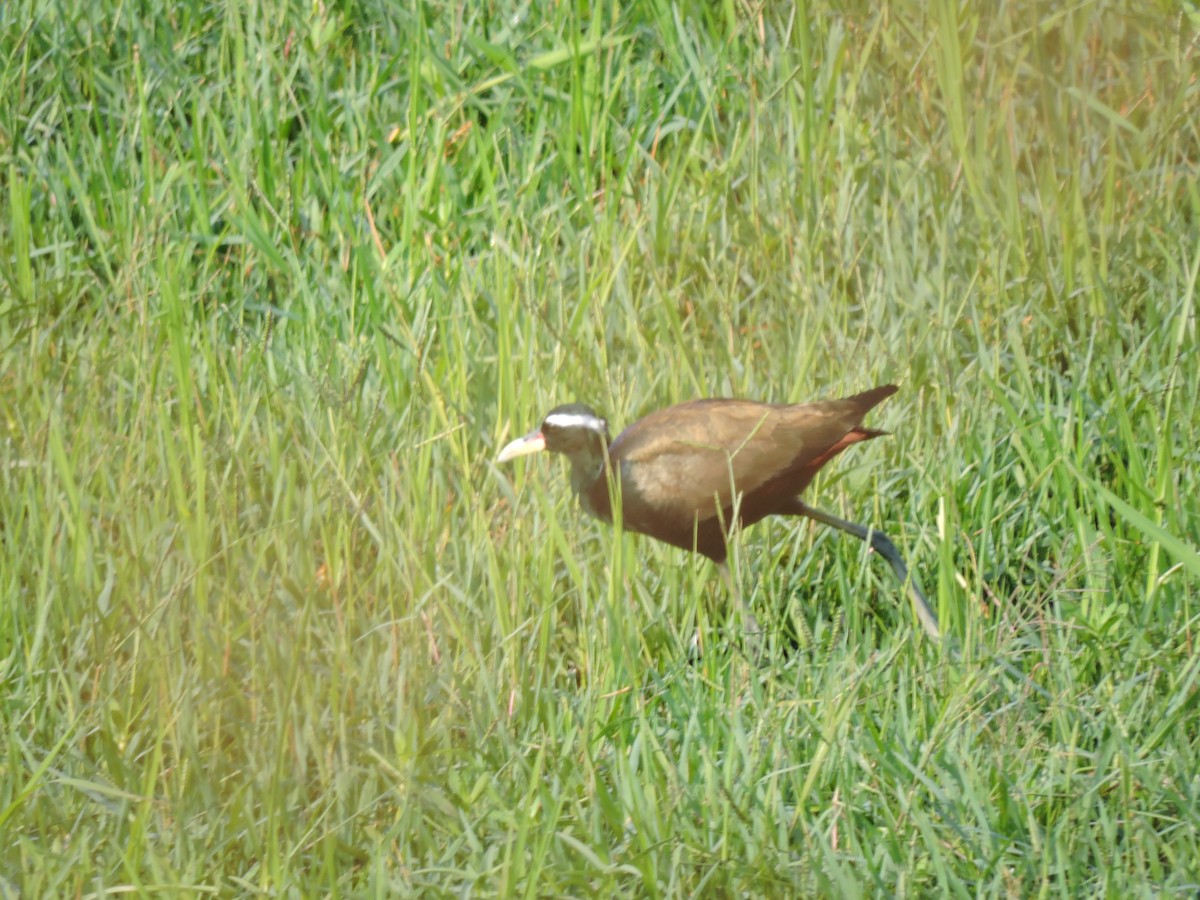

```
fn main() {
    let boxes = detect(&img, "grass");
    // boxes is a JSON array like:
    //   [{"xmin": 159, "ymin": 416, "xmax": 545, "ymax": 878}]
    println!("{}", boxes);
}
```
[{"xmin": 2, "ymin": 0, "xmax": 1198, "ymax": 894}]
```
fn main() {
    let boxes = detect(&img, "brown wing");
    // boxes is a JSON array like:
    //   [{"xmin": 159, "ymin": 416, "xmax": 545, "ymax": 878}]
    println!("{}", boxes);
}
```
[{"xmin": 610, "ymin": 387, "xmax": 896, "ymax": 529}]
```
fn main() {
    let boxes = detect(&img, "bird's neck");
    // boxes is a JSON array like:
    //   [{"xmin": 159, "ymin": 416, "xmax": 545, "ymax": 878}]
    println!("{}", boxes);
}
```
[{"xmin": 565, "ymin": 445, "xmax": 613, "ymax": 523}]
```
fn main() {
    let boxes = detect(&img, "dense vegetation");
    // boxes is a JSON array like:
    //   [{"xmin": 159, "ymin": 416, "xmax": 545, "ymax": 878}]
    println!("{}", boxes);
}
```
[{"xmin": 2, "ymin": 0, "xmax": 1197, "ymax": 893}]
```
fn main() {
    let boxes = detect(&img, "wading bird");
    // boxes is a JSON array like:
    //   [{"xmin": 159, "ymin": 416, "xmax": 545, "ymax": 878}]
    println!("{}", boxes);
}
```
[{"xmin": 497, "ymin": 385, "xmax": 939, "ymax": 640}]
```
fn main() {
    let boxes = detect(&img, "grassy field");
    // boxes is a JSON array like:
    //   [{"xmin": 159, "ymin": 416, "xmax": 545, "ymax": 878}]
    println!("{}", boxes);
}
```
[{"xmin": 2, "ymin": 0, "xmax": 1198, "ymax": 894}]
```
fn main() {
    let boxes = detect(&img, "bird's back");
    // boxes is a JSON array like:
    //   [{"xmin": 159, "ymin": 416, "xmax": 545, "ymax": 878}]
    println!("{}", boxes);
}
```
[{"xmin": 599, "ymin": 387, "xmax": 896, "ymax": 560}]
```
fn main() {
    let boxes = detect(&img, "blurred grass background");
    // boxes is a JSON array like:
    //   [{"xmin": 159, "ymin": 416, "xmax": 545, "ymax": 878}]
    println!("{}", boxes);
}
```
[{"xmin": 2, "ymin": 0, "xmax": 1198, "ymax": 894}]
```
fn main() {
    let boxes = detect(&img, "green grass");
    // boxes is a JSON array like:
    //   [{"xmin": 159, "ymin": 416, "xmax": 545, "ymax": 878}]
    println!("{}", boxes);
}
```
[{"xmin": 2, "ymin": 0, "xmax": 1198, "ymax": 893}]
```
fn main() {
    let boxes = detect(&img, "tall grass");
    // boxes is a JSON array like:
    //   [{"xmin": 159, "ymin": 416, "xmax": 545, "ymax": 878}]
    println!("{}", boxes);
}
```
[{"xmin": 2, "ymin": 0, "xmax": 1197, "ymax": 893}]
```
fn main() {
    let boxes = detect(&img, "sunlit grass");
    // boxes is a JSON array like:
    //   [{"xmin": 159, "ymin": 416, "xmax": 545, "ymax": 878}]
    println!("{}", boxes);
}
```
[{"xmin": 1, "ymin": 0, "xmax": 1197, "ymax": 893}]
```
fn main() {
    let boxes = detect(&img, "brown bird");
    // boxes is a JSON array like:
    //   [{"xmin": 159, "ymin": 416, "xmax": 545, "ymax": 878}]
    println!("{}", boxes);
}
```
[{"xmin": 497, "ymin": 385, "xmax": 939, "ymax": 639}]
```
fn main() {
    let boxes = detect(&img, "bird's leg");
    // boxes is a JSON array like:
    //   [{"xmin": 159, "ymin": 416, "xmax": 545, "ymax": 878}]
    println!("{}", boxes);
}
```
[
  {"xmin": 791, "ymin": 501, "xmax": 940, "ymax": 640},
  {"xmin": 717, "ymin": 560, "xmax": 762, "ymax": 642}
]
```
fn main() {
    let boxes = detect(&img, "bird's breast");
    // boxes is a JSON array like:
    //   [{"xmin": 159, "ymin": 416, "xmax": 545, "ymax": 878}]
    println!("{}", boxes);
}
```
[{"xmin": 577, "ymin": 468, "xmax": 613, "ymax": 524}]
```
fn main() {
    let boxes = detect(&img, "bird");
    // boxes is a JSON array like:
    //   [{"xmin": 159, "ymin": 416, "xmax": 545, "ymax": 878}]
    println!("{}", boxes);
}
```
[{"xmin": 496, "ymin": 385, "xmax": 939, "ymax": 640}]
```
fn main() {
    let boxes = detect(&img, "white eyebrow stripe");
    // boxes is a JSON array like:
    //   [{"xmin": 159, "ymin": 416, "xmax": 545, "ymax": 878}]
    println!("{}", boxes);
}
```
[{"xmin": 544, "ymin": 412, "xmax": 606, "ymax": 432}]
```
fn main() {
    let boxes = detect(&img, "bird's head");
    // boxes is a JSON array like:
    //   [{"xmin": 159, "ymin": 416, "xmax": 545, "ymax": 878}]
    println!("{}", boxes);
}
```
[{"xmin": 496, "ymin": 403, "xmax": 610, "ymax": 463}]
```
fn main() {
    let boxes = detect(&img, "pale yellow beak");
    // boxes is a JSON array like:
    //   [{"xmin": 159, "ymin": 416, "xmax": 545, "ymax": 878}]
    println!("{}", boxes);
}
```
[{"xmin": 496, "ymin": 430, "xmax": 547, "ymax": 463}]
